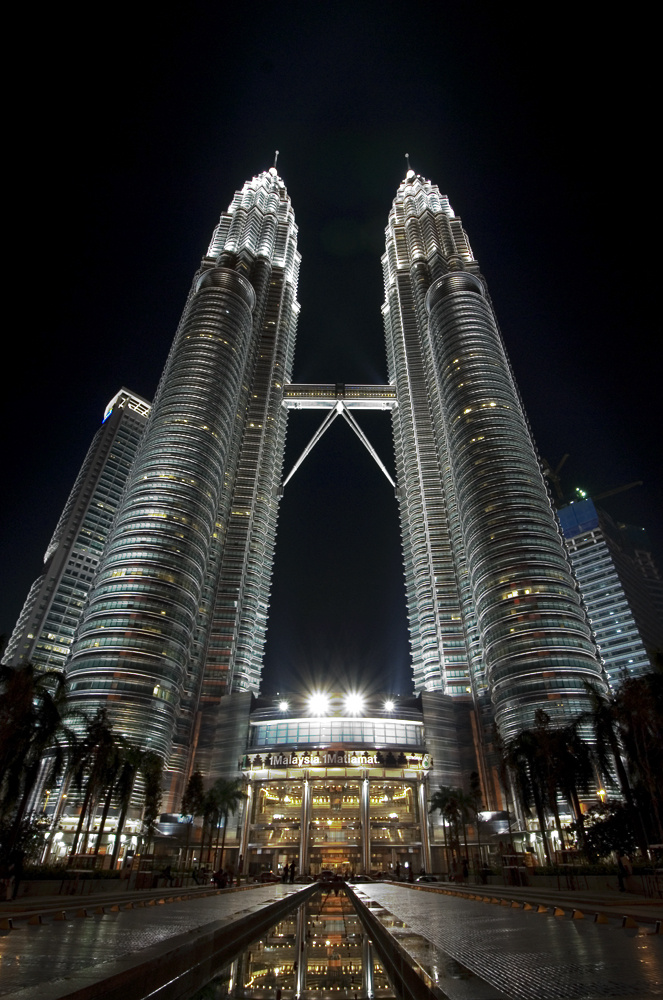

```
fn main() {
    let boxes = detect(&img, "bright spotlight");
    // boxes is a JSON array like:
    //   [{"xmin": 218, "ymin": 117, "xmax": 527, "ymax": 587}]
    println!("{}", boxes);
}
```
[
  {"xmin": 278, "ymin": 700, "xmax": 289, "ymax": 712},
  {"xmin": 344, "ymin": 692, "xmax": 364, "ymax": 716},
  {"xmin": 384, "ymin": 699, "xmax": 395, "ymax": 712},
  {"xmin": 308, "ymin": 692, "xmax": 329, "ymax": 716}
]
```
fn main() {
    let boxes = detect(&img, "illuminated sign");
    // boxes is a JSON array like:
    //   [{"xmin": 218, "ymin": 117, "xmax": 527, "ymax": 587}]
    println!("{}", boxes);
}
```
[{"xmin": 242, "ymin": 749, "xmax": 431, "ymax": 770}]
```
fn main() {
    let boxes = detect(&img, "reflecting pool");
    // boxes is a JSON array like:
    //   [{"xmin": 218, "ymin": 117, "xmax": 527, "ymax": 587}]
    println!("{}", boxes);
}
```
[{"xmin": 194, "ymin": 886, "xmax": 395, "ymax": 999}]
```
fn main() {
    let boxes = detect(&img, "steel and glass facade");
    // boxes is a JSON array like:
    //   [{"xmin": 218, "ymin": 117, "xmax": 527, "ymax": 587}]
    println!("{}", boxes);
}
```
[
  {"xmin": 65, "ymin": 169, "xmax": 300, "ymax": 800},
  {"xmin": 383, "ymin": 171, "xmax": 607, "ymax": 741},
  {"xmin": 4, "ymin": 389, "xmax": 150, "ymax": 672},
  {"xmin": 559, "ymin": 499, "xmax": 660, "ymax": 688},
  {"xmin": 237, "ymin": 695, "xmax": 433, "ymax": 876}
]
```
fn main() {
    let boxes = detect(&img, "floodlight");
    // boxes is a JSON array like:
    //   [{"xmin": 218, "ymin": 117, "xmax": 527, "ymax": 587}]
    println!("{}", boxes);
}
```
[
  {"xmin": 278, "ymin": 700, "xmax": 289, "ymax": 712},
  {"xmin": 309, "ymin": 692, "xmax": 329, "ymax": 716},
  {"xmin": 344, "ymin": 692, "xmax": 364, "ymax": 716},
  {"xmin": 384, "ymin": 699, "xmax": 395, "ymax": 712}
]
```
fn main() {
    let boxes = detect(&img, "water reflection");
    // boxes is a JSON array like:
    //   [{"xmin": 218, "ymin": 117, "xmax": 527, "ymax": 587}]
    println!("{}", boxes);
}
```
[{"xmin": 196, "ymin": 888, "xmax": 394, "ymax": 999}]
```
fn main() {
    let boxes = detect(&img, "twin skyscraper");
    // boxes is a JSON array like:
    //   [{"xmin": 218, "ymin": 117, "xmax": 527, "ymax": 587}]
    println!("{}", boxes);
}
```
[{"xmin": 8, "ymin": 166, "xmax": 607, "ymax": 809}]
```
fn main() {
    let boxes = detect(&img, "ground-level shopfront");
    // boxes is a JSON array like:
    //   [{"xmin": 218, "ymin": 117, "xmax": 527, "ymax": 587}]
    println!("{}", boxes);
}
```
[{"xmin": 238, "ymin": 747, "xmax": 432, "ymax": 877}]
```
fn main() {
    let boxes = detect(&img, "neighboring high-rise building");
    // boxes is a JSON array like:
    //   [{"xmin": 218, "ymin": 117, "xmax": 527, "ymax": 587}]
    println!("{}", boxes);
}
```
[
  {"xmin": 4, "ymin": 389, "xmax": 150, "ymax": 671},
  {"xmin": 65, "ymin": 168, "xmax": 300, "ymax": 805},
  {"xmin": 559, "ymin": 498, "xmax": 663, "ymax": 689},
  {"xmin": 382, "ymin": 169, "xmax": 608, "ymax": 743}
]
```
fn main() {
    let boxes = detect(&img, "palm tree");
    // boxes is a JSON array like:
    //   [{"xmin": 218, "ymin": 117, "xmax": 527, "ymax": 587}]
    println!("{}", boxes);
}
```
[
  {"xmin": 141, "ymin": 752, "xmax": 163, "ymax": 853},
  {"xmin": 504, "ymin": 728, "xmax": 553, "ymax": 865},
  {"xmin": 215, "ymin": 780, "xmax": 246, "ymax": 871},
  {"xmin": 612, "ymin": 671, "xmax": 663, "ymax": 844},
  {"xmin": 583, "ymin": 682, "xmax": 649, "ymax": 854},
  {"xmin": 469, "ymin": 771, "xmax": 484, "ymax": 862},
  {"xmin": 181, "ymin": 771, "xmax": 205, "ymax": 867},
  {"xmin": 548, "ymin": 721, "xmax": 595, "ymax": 851},
  {"xmin": 0, "ymin": 663, "xmax": 72, "ymax": 854},
  {"xmin": 201, "ymin": 779, "xmax": 246, "ymax": 869},
  {"xmin": 69, "ymin": 709, "xmax": 116, "ymax": 858},
  {"xmin": 108, "ymin": 744, "xmax": 144, "ymax": 870},
  {"xmin": 429, "ymin": 785, "xmax": 471, "ymax": 872},
  {"xmin": 106, "ymin": 745, "xmax": 163, "ymax": 867}
]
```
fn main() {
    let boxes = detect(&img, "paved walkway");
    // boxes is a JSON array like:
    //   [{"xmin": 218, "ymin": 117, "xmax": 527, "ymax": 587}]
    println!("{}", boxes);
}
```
[
  {"xmin": 1, "ymin": 881, "xmax": 661, "ymax": 999},
  {"xmin": 357, "ymin": 882, "xmax": 663, "ymax": 1000},
  {"xmin": 421, "ymin": 880, "xmax": 663, "ymax": 924},
  {"xmin": 0, "ymin": 883, "xmax": 301, "ymax": 999}
]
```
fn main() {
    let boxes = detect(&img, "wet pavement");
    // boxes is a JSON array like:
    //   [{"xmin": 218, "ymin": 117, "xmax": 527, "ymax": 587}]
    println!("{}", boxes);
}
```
[
  {"xmin": 356, "ymin": 883, "xmax": 663, "ymax": 1000},
  {"xmin": 0, "ymin": 884, "xmax": 303, "ymax": 999},
  {"xmin": 0, "ymin": 881, "xmax": 661, "ymax": 999}
]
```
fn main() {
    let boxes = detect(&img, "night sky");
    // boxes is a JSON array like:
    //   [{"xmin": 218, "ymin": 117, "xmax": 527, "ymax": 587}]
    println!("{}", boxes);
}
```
[{"xmin": 3, "ymin": 4, "xmax": 660, "ymax": 698}]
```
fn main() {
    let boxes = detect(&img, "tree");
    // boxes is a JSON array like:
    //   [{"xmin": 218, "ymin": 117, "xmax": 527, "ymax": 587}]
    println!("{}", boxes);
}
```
[
  {"xmin": 108, "ymin": 744, "xmax": 144, "ymax": 870},
  {"xmin": 429, "ymin": 785, "xmax": 472, "ymax": 871},
  {"xmin": 107, "ymin": 745, "xmax": 164, "ymax": 868},
  {"xmin": 547, "ymin": 720, "xmax": 595, "ymax": 850},
  {"xmin": 181, "ymin": 771, "xmax": 205, "ymax": 866},
  {"xmin": 201, "ymin": 779, "xmax": 246, "ymax": 868},
  {"xmin": 581, "ymin": 802, "xmax": 638, "ymax": 860},
  {"xmin": 69, "ymin": 709, "xmax": 116, "ymax": 857},
  {"xmin": 141, "ymin": 752, "xmax": 164, "ymax": 852},
  {"xmin": 469, "ymin": 771, "xmax": 484, "ymax": 861},
  {"xmin": 583, "ymin": 681, "xmax": 651, "ymax": 854},
  {"xmin": 215, "ymin": 780, "xmax": 246, "ymax": 871},
  {"xmin": 0, "ymin": 663, "xmax": 72, "ymax": 854},
  {"xmin": 504, "ymin": 727, "xmax": 553, "ymax": 865},
  {"xmin": 612, "ymin": 672, "xmax": 663, "ymax": 844}
]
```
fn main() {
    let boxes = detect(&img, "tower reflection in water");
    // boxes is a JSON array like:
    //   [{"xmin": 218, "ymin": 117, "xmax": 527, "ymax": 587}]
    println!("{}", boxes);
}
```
[{"xmin": 196, "ymin": 889, "xmax": 394, "ymax": 999}]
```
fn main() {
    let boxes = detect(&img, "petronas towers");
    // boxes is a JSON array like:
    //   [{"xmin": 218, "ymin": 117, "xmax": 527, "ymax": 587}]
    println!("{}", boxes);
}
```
[
  {"xmin": 64, "ymin": 168, "xmax": 301, "ymax": 801},
  {"xmin": 8, "ymin": 164, "xmax": 607, "ymax": 807}
]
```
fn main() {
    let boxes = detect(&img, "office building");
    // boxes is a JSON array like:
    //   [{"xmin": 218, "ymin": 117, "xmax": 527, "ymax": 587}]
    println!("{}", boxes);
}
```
[
  {"xmin": 64, "ymin": 168, "xmax": 300, "ymax": 804},
  {"xmin": 382, "ymin": 170, "xmax": 607, "ymax": 746},
  {"xmin": 4, "ymin": 389, "xmax": 150, "ymax": 672},
  {"xmin": 559, "ymin": 498, "xmax": 662, "ymax": 688}
]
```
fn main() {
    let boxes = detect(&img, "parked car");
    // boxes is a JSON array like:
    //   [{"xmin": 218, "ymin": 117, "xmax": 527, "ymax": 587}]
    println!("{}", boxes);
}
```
[
  {"xmin": 416, "ymin": 874, "xmax": 439, "ymax": 883},
  {"xmin": 349, "ymin": 874, "xmax": 374, "ymax": 883},
  {"xmin": 294, "ymin": 874, "xmax": 314, "ymax": 883},
  {"xmin": 259, "ymin": 870, "xmax": 281, "ymax": 883}
]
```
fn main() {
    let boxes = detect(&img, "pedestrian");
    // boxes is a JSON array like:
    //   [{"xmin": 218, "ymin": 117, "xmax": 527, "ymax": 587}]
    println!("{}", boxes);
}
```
[
  {"xmin": 616, "ymin": 851, "xmax": 631, "ymax": 892},
  {"xmin": 160, "ymin": 865, "xmax": 174, "ymax": 886},
  {"xmin": 282, "ymin": 863, "xmax": 289, "ymax": 883},
  {"xmin": 461, "ymin": 858, "xmax": 469, "ymax": 882},
  {"xmin": 289, "ymin": 861, "xmax": 296, "ymax": 883}
]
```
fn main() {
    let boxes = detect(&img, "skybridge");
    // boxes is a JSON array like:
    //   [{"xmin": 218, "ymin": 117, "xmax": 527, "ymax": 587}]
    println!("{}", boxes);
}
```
[{"xmin": 281, "ymin": 383, "xmax": 398, "ymax": 490}]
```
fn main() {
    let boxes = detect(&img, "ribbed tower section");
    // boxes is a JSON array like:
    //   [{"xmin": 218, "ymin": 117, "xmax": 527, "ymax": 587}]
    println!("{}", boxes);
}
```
[
  {"xmin": 66, "ymin": 169, "xmax": 299, "ymax": 784},
  {"xmin": 194, "ymin": 170, "xmax": 300, "ymax": 777},
  {"xmin": 383, "ymin": 172, "xmax": 480, "ymax": 696},
  {"xmin": 384, "ymin": 170, "xmax": 607, "ymax": 740}
]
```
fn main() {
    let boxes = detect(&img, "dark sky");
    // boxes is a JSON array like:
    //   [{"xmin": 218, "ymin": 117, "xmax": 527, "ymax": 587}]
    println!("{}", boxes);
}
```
[{"xmin": 2, "ymin": 3, "xmax": 660, "ymax": 697}]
